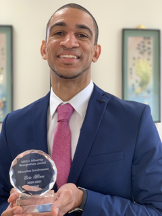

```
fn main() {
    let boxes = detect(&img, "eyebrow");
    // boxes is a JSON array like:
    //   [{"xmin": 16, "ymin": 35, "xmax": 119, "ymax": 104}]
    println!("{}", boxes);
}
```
[
  {"xmin": 76, "ymin": 24, "xmax": 93, "ymax": 37},
  {"xmin": 49, "ymin": 22, "xmax": 66, "ymax": 33},
  {"xmin": 49, "ymin": 22, "xmax": 93, "ymax": 37}
]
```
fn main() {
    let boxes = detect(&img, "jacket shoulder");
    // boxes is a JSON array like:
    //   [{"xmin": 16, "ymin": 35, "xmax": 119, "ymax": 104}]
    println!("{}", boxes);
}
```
[
  {"xmin": 3, "ymin": 92, "xmax": 50, "ymax": 125},
  {"xmin": 94, "ymin": 84, "xmax": 149, "ymax": 119},
  {"xmin": 95, "ymin": 84, "xmax": 147, "ymax": 111}
]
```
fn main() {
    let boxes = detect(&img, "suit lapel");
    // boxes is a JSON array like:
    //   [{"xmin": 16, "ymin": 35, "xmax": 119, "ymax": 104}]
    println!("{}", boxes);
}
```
[
  {"xmin": 32, "ymin": 92, "xmax": 50, "ymax": 154},
  {"xmin": 68, "ymin": 85, "xmax": 109, "ymax": 184},
  {"xmin": 31, "ymin": 87, "xmax": 109, "ymax": 188}
]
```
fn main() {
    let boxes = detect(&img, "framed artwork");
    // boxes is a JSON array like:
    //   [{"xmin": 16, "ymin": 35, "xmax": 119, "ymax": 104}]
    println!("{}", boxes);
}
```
[
  {"xmin": 122, "ymin": 29, "xmax": 161, "ymax": 122},
  {"xmin": 0, "ymin": 26, "xmax": 13, "ymax": 122}
]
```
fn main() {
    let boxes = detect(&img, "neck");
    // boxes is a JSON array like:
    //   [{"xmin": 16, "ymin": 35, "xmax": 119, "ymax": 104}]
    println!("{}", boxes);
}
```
[{"xmin": 50, "ymin": 71, "xmax": 91, "ymax": 101}]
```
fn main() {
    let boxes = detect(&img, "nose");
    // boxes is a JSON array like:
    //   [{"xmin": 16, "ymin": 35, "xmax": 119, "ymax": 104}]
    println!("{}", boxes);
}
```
[{"xmin": 60, "ymin": 32, "xmax": 79, "ymax": 48}]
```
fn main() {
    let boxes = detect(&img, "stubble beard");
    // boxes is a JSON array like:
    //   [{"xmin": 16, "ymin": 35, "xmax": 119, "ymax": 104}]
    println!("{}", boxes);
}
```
[{"xmin": 49, "ymin": 63, "xmax": 91, "ymax": 80}]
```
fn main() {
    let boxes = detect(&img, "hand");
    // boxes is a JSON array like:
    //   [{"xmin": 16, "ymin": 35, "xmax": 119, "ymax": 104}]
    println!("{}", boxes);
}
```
[
  {"xmin": 2, "ymin": 184, "xmax": 83, "ymax": 216},
  {"xmin": 1, "ymin": 189, "xmax": 22, "ymax": 216},
  {"xmin": 52, "ymin": 183, "xmax": 83, "ymax": 216},
  {"xmin": 8, "ymin": 188, "xmax": 20, "ymax": 206},
  {"xmin": 1, "ymin": 205, "xmax": 22, "ymax": 216}
]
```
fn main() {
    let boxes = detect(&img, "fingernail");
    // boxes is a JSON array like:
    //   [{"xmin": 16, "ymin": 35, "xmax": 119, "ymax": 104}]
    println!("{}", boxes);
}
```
[
  {"xmin": 14, "ymin": 207, "xmax": 22, "ymax": 214},
  {"xmin": 55, "ymin": 207, "xmax": 59, "ymax": 214}
]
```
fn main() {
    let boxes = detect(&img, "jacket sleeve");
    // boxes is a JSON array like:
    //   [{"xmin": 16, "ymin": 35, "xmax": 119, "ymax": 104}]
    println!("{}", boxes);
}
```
[
  {"xmin": 82, "ymin": 105, "xmax": 162, "ymax": 216},
  {"xmin": 0, "ymin": 115, "xmax": 12, "ymax": 214}
]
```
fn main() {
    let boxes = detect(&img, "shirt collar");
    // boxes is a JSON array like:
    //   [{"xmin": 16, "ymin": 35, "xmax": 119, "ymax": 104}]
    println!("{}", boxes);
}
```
[{"xmin": 49, "ymin": 80, "xmax": 94, "ymax": 118}]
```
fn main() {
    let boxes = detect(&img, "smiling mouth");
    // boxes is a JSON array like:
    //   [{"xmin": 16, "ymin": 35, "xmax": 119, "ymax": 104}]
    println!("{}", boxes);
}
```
[{"xmin": 58, "ymin": 55, "xmax": 79, "ymax": 59}]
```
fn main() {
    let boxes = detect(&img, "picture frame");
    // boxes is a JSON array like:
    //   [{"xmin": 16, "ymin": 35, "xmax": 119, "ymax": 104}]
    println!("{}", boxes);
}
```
[
  {"xmin": 122, "ymin": 29, "xmax": 161, "ymax": 122},
  {"xmin": 0, "ymin": 26, "xmax": 13, "ymax": 122}
]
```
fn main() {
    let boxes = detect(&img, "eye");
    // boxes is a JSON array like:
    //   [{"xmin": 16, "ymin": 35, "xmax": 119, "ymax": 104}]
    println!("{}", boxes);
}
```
[
  {"xmin": 54, "ymin": 32, "xmax": 64, "ymax": 36},
  {"xmin": 77, "ymin": 33, "xmax": 88, "ymax": 38}
]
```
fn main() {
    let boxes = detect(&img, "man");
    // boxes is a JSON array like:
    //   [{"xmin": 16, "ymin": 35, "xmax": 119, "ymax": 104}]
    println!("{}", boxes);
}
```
[{"xmin": 0, "ymin": 3, "xmax": 162, "ymax": 216}]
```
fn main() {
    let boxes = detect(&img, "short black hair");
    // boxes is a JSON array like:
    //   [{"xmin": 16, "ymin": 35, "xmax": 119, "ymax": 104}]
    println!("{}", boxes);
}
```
[{"xmin": 45, "ymin": 3, "xmax": 99, "ymax": 45}]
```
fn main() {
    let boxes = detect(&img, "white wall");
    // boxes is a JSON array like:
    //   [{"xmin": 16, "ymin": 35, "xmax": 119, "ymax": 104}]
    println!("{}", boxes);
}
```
[{"xmin": 0, "ymin": 0, "xmax": 162, "ymax": 139}]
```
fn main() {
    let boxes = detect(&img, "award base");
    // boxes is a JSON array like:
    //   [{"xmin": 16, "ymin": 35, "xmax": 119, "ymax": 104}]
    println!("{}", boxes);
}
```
[{"xmin": 16, "ymin": 190, "xmax": 54, "ymax": 213}]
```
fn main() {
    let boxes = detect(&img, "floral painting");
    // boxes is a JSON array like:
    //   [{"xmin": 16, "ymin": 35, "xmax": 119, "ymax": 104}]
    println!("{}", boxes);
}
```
[
  {"xmin": 0, "ymin": 33, "xmax": 7, "ymax": 120},
  {"xmin": 0, "ymin": 26, "xmax": 12, "ymax": 122},
  {"xmin": 128, "ymin": 36, "xmax": 153, "ymax": 108},
  {"xmin": 122, "ymin": 29, "xmax": 160, "ymax": 122}
]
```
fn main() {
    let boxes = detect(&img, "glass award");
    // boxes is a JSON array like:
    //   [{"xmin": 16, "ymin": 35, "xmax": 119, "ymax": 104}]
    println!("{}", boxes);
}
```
[{"xmin": 9, "ymin": 149, "xmax": 57, "ymax": 213}]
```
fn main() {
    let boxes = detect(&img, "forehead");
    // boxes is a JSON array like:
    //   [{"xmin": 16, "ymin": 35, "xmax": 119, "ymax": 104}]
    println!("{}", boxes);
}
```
[{"xmin": 49, "ymin": 8, "xmax": 95, "ymax": 32}]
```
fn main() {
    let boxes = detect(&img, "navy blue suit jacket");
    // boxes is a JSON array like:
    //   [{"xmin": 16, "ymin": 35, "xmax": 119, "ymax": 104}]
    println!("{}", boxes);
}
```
[{"xmin": 0, "ymin": 84, "xmax": 162, "ymax": 215}]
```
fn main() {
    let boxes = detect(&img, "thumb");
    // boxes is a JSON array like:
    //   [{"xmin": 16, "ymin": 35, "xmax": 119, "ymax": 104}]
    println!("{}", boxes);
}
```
[
  {"xmin": 2, "ymin": 206, "xmax": 22, "ymax": 216},
  {"xmin": 52, "ymin": 206, "xmax": 59, "ymax": 216}
]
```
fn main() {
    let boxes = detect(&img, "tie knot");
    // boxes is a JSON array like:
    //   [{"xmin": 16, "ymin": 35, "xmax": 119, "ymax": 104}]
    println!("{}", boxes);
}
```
[{"xmin": 57, "ymin": 103, "xmax": 74, "ymax": 122}]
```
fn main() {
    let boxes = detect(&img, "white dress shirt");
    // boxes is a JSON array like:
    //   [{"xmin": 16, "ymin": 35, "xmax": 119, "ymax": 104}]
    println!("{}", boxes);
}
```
[{"xmin": 47, "ymin": 80, "xmax": 94, "ymax": 160}]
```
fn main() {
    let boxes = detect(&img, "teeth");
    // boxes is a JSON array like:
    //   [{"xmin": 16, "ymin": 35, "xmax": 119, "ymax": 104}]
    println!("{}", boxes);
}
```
[{"xmin": 60, "ymin": 55, "xmax": 77, "ymax": 59}]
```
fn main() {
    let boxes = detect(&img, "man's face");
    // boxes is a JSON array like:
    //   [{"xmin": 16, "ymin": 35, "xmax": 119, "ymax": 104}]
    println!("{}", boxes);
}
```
[{"xmin": 41, "ymin": 8, "xmax": 101, "ymax": 80}]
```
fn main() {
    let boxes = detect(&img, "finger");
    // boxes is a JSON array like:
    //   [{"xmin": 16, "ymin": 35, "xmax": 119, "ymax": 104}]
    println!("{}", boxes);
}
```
[
  {"xmin": 14, "ymin": 214, "xmax": 31, "ymax": 216},
  {"xmin": 10, "ymin": 188, "xmax": 17, "ymax": 195},
  {"xmin": 8, "ymin": 192, "xmax": 20, "ymax": 203},
  {"xmin": 52, "ymin": 199, "xmax": 69, "ymax": 216},
  {"xmin": 16, "ymin": 212, "xmax": 53, "ymax": 216},
  {"xmin": 1, "ymin": 206, "xmax": 22, "ymax": 216},
  {"xmin": 14, "ymin": 214, "xmax": 32, "ymax": 216},
  {"xmin": 29, "ymin": 212, "xmax": 52, "ymax": 216},
  {"xmin": 51, "ymin": 206, "xmax": 59, "ymax": 216}
]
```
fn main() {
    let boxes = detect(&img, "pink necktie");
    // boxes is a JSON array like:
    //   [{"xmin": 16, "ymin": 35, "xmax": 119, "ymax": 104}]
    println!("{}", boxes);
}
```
[{"xmin": 52, "ymin": 103, "xmax": 74, "ymax": 189}]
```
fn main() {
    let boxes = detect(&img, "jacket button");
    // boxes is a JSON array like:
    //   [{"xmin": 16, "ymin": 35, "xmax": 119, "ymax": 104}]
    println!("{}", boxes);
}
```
[{"xmin": 100, "ymin": 99, "xmax": 105, "ymax": 103}]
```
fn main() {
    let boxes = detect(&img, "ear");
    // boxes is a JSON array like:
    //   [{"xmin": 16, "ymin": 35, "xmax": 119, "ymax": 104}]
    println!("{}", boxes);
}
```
[
  {"xmin": 92, "ymin": 44, "xmax": 101, "ymax": 63},
  {"xmin": 40, "ymin": 40, "xmax": 47, "ymax": 60}
]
